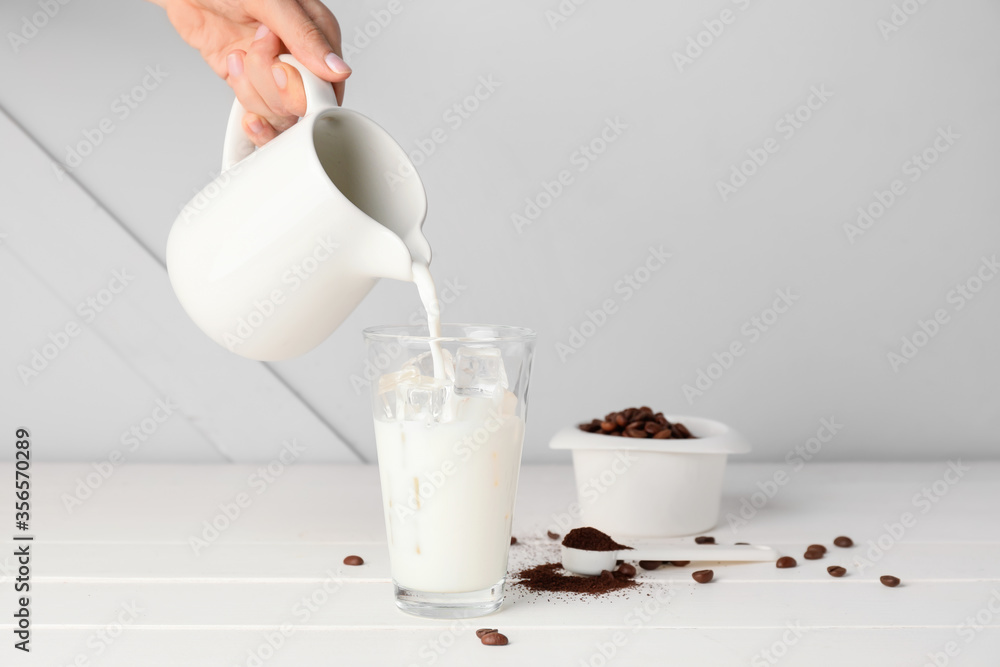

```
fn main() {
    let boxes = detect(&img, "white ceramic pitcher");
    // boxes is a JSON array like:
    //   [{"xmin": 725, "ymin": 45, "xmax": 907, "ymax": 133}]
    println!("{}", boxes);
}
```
[{"xmin": 166, "ymin": 55, "xmax": 429, "ymax": 361}]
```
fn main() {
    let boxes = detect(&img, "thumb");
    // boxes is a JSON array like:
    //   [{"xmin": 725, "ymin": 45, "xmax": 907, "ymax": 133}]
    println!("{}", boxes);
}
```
[{"xmin": 255, "ymin": 1, "xmax": 352, "ymax": 84}]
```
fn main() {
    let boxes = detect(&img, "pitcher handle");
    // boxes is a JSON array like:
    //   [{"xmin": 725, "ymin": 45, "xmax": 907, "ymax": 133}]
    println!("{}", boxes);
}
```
[{"xmin": 221, "ymin": 54, "xmax": 339, "ymax": 172}]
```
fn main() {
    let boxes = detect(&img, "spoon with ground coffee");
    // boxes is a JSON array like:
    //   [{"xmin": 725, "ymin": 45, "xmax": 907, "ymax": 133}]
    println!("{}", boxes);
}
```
[{"xmin": 561, "ymin": 527, "xmax": 777, "ymax": 576}]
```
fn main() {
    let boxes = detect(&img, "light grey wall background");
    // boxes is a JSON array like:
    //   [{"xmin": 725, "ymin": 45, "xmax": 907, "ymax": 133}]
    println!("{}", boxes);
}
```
[{"xmin": 1, "ymin": 0, "xmax": 998, "ymax": 464}]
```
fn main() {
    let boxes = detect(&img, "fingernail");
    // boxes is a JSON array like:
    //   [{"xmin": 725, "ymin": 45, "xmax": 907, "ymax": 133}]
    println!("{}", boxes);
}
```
[
  {"xmin": 254, "ymin": 24, "xmax": 270, "ymax": 41},
  {"xmin": 227, "ymin": 53, "xmax": 244, "ymax": 78},
  {"xmin": 248, "ymin": 118, "xmax": 264, "ymax": 134},
  {"xmin": 271, "ymin": 65, "xmax": 287, "ymax": 89},
  {"xmin": 324, "ymin": 52, "xmax": 351, "ymax": 75}
]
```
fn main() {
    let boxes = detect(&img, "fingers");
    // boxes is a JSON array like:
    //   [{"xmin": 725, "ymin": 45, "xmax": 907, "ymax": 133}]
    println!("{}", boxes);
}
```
[
  {"xmin": 245, "ymin": 25, "xmax": 300, "ymax": 133},
  {"xmin": 225, "ymin": 49, "xmax": 277, "ymax": 124},
  {"xmin": 242, "ymin": 113, "xmax": 278, "ymax": 147},
  {"xmin": 301, "ymin": 0, "xmax": 348, "ymax": 105},
  {"xmin": 226, "ymin": 48, "xmax": 283, "ymax": 146},
  {"xmin": 254, "ymin": 0, "xmax": 352, "ymax": 87}
]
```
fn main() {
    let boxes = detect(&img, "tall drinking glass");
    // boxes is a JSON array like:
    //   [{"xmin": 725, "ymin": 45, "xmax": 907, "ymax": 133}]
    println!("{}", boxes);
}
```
[{"xmin": 363, "ymin": 324, "xmax": 536, "ymax": 618}]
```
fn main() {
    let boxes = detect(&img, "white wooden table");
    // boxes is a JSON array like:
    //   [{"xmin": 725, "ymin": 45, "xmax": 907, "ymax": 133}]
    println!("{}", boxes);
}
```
[{"xmin": 2, "ymin": 461, "xmax": 998, "ymax": 666}]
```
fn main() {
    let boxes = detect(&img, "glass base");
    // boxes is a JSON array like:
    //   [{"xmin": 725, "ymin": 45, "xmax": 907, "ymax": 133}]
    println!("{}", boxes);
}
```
[{"xmin": 394, "ymin": 577, "xmax": 506, "ymax": 619}]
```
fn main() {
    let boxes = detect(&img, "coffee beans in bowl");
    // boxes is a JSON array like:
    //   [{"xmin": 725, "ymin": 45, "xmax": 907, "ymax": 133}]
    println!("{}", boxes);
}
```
[{"xmin": 578, "ymin": 407, "xmax": 698, "ymax": 440}]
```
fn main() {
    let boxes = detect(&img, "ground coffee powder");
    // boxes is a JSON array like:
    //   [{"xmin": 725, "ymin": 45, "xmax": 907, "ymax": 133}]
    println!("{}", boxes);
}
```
[
  {"xmin": 561, "ymin": 527, "xmax": 632, "ymax": 552},
  {"xmin": 513, "ymin": 562, "xmax": 638, "ymax": 595}
]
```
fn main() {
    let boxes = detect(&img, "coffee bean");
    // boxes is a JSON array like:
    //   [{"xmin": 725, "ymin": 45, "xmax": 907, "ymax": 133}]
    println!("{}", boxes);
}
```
[
  {"xmin": 833, "ymin": 536, "xmax": 853, "ymax": 548},
  {"xmin": 807, "ymin": 544, "xmax": 827, "ymax": 554},
  {"xmin": 670, "ymin": 561, "xmax": 690, "ymax": 567},
  {"xmin": 827, "ymin": 566, "xmax": 846, "ymax": 577},
  {"xmin": 547, "ymin": 530, "xmax": 559, "ymax": 540},
  {"xmin": 625, "ymin": 424, "xmax": 647, "ymax": 438},
  {"xmin": 694, "ymin": 536, "xmax": 715, "ymax": 544},
  {"xmin": 880, "ymin": 575, "xmax": 901, "ymax": 588},
  {"xmin": 803, "ymin": 550, "xmax": 823, "ymax": 560},
  {"xmin": 510, "ymin": 536, "xmax": 517, "ymax": 545},
  {"xmin": 652, "ymin": 429, "xmax": 673, "ymax": 439},
  {"xmin": 480, "ymin": 632, "xmax": 508, "ymax": 646},
  {"xmin": 673, "ymin": 423, "xmax": 693, "ymax": 438},
  {"xmin": 343, "ymin": 555, "xmax": 364, "ymax": 566},
  {"xmin": 598, "ymin": 570, "xmax": 616, "ymax": 585},
  {"xmin": 735, "ymin": 542, "xmax": 749, "ymax": 546},
  {"xmin": 616, "ymin": 563, "xmax": 637, "ymax": 578},
  {"xmin": 638, "ymin": 560, "xmax": 663, "ymax": 570},
  {"xmin": 600, "ymin": 421, "xmax": 616, "ymax": 432},
  {"xmin": 692, "ymin": 569, "xmax": 714, "ymax": 584},
  {"xmin": 476, "ymin": 628, "xmax": 498, "ymax": 638},
  {"xmin": 776, "ymin": 556, "xmax": 797, "ymax": 568}
]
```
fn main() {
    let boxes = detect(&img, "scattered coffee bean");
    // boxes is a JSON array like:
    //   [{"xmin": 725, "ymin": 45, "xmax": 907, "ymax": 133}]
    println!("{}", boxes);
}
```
[
  {"xmin": 670, "ymin": 561, "xmax": 690, "ymax": 567},
  {"xmin": 735, "ymin": 542, "xmax": 749, "ymax": 546},
  {"xmin": 880, "ymin": 575, "xmax": 901, "ymax": 588},
  {"xmin": 833, "ymin": 536, "xmax": 853, "ymax": 548},
  {"xmin": 510, "ymin": 536, "xmax": 517, "ymax": 545},
  {"xmin": 803, "ymin": 549, "xmax": 823, "ymax": 560},
  {"xmin": 638, "ymin": 560, "xmax": 663, "ymax": 570},
  {"xmin": 692, "ymin": 569, "xmax": 714, "ymax": 584},
  {"xmin": 476, "ymin": 628, "xmax": 498, "ymax": 638},
  {"xmin": 616, "ymin": 563, "xmax": 637, "ymax": 578},
  {"xmin": 776, "ymin": 556, "xmax": 797, "ymax": 569},
  {"xmin": 827, "ymin": 566, "xmax": 846, "ymax": 577},
  {"xmin": 694, "ymin": 536, "xmax": 716, "ymax": 544},
  {"xmin": 808, "ymin": 544, "xmax": 827, "ymax": 554},
  {"xmin": 598, "ymin": 570, "xmax": 616, "ymax": 585},
  {"xmin": 547, "ymin": 530, "xmax": 560, "ymax": 540},
  {"xmin": 480, "ymin": 632, "xmax": 509, "ymax": 646},
  {"xmin": 343, "ymin": 555, "xmax": 364, "ymax": 566},
  {"xmin": 578, "ymin": 408, "xmax": 697, "ymax": 439}
]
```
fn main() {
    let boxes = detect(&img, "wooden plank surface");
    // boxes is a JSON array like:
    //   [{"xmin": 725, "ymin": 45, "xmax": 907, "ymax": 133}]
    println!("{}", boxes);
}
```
[{"xmin": 0, "ymin": 461, "xmax": 997, "ymax": 666}]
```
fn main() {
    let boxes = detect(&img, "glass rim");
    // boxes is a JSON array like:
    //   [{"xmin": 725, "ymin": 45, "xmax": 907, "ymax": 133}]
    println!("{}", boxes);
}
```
[{"xmin": 362, "ymin": 323, "xmax": 537, "ymax": 344}]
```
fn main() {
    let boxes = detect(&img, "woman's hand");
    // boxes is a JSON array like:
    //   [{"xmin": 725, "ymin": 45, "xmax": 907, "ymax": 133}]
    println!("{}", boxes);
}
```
[{"xmin": 152, "ymin": 0, "xmax": 351, "ymax": 146}]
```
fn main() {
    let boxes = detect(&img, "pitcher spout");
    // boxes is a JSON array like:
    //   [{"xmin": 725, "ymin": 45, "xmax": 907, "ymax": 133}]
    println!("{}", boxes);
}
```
[{"xmin": 355, "ymin": 222, "xmax": 430, "ymax": 282}]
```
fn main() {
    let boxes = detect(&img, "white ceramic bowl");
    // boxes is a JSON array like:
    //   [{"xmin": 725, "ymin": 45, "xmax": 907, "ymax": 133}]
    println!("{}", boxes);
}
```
[{"xmin": 549, "ymin": 416, "xmax": 751, "ymax": 538}]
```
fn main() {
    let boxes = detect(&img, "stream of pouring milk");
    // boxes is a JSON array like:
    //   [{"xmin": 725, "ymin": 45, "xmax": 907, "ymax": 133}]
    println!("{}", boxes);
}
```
[{"xmin": 410, "ymin": 261, "xmax": 445, "ymax": 378}]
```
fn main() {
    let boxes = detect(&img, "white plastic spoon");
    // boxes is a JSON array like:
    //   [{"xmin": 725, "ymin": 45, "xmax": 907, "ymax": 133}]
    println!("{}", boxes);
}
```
[{"xmin": 561, "ymin": 542, "xmax": 778, "ymax": 576}]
